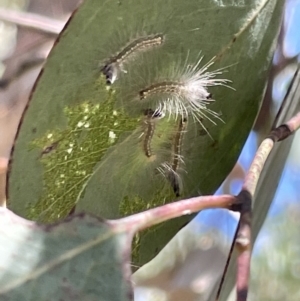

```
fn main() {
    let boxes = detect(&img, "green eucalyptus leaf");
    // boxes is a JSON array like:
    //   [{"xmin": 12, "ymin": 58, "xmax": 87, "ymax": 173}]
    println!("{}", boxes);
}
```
[
  {"xmin": 0, "ymin": 208, "xmax": 132, "ymax": 301},
  {"xmin": 8, "ymin": 0, "xmax": 284, "ymax": 266}
]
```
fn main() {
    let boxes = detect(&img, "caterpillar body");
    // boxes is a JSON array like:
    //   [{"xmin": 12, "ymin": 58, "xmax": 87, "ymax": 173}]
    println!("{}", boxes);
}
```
[
  {"xmin": 139, "ymin": 81, "xmax": 212, "ymax": 101},
  {"xmin": 157, "ymin": 117, "xmax": 187, "ymax": 196},
  {"xmin": 137, "ymin": 57, "xmax": 231, "ymax": 133},
  {"xmin": 101, "ymin": 34, "xmax": 164, "ymax": 84},
  {"xmin": 142, "ymin": 108, "xmax": 165, "ymax": 158}
]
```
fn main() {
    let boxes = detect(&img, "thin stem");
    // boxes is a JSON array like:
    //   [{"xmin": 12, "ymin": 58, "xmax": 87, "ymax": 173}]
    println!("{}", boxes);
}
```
[
  {"xmin": 236, "ymin": 250, "xmax": 251, "ymax": 301},
  {"xmin": 111, "ymin": 195, "xmax": 236, "ymax": 233},
  {"xmin": 242, "ymin": 111, "xmax": 300, "ymax": 196},
  {"xmin": 242, "ymin": 138, "xmax": 274, "ymax": 195},
  {"xmin": 234, "ymin": 111, "xmax": 300, "ymax": 301},
  {"xmin": 234, "ymin": 136, "xmax": 274, "ymax": 301}
]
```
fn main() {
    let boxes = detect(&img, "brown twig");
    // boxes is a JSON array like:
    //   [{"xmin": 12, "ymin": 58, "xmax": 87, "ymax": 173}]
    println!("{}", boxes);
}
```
[
  {"xmin": 111, "ymin": 195, "xmax": 236, "ymax": 233},
  {"xmin": 234, "ymin": 110, "xmax": 300, "ymax": 301}
]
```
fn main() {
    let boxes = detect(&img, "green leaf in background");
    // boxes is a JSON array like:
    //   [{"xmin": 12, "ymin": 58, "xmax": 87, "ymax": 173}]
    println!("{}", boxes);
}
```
[
  {"xmin": 0, "ymin": 208, "xmax": 132, "ymax": 301},
  {"xmin": 8, "ymin": 0, "xmax": 284, "ymax": 266}
]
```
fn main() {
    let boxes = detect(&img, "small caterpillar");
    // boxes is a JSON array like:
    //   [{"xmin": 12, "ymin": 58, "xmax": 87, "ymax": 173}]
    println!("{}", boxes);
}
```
[
  {"xmin": 157, "ymin": 117, "xmax": 187, "ymax": 196},
  {"xmin": 101, "ymin": 34, "xmax": 164, "ymax": 84},
  {"xmin": 171, "ymin": 117, "xmax": 187, "ymax": 173},
  {"xmin": 138, "ymin": 57, "xmax": 231, "ymax": 133},
  {"xmin": 142, "ymin": 108, "xmax": 164, "ymax": 158},
  {"xmin": 140, "ymin": 81, "xmax": 212, "ymax": 100}
]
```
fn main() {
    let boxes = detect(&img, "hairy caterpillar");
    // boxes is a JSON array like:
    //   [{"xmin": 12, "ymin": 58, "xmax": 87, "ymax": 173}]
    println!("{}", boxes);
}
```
[
  {"xmin": 157, "ymin": 117, "xmax": 187, "ymax": 196},
  {"xmin": 101, "ymin": 34, "xmax": 164, "ymax": 84},
  {"xmin": 137, "ymin": 56, "xmax": 231, "ymax": 134},
  {"xmin": 142, "ymin": 108, "xmax": 165, "ymax": 158}
]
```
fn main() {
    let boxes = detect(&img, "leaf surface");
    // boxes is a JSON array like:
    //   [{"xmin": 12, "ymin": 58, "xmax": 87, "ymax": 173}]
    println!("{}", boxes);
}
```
[
  {"xmin": 8, "ymin": 0, "xmax": 284, "ymax": 266},
  {"xmin": 0, "ymin": 208, "xmax": 132, "ymax": 301}
]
